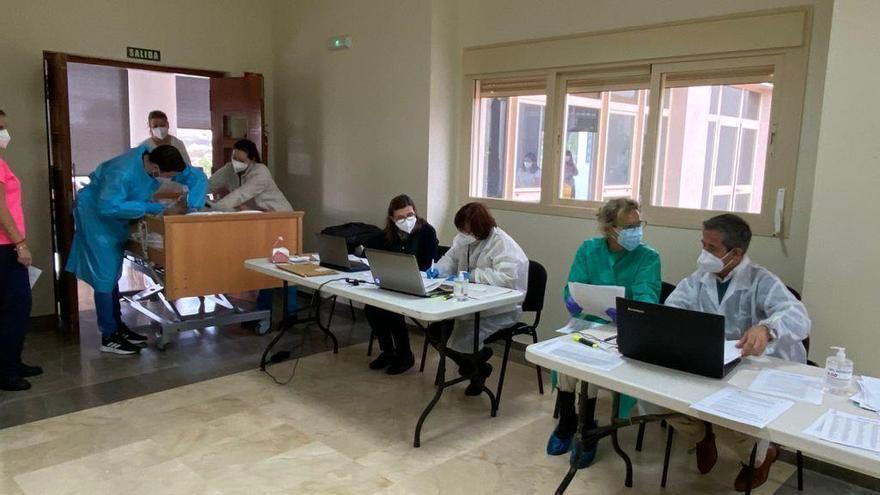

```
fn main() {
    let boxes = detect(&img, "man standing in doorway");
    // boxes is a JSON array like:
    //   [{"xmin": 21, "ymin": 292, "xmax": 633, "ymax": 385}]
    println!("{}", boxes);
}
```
[{"xmin": 141, "ymin": 110, "xmax": 191, "ymax": 164}]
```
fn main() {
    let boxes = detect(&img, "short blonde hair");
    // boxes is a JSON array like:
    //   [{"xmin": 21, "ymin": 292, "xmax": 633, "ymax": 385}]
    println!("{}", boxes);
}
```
[{"xmin": 597, "ymin": 198, "xmax": 640, "ymax": 232}]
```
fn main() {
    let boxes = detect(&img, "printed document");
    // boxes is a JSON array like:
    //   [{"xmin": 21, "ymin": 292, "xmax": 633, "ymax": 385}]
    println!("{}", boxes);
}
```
[
  {"xmin": 535, "ymin": 339, "xmax": 623, "ymax": 371},
  {"xmin": 690, "ymin": 387, "xmax": 794, "ymax": 428},
  {"xmin": 724, "ymin": 340, "xmax": 741, "ymax": 365},
  {"xmin": 568, "ymin": 282, "xmax": 625, "ymax": 320},
  {"xmin": 747, "ymin": 369, "xmax": 824, "ymax": 405},
  {"xmin": 804, "ymin": 409, "xmax": 880, "ymax": 454}
]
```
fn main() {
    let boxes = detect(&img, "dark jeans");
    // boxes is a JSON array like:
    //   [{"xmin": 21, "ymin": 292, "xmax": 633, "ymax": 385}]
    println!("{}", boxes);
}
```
[
  {"xmin": 0, "ymin": 245, "xmax": 31, "ymax": 377},
  {"xmin": 363, "ymin": 305, "xmax": 412, "ymax": 357},
  {"xmin": 94, "ymin": 286, "xmax": 123, "ymax": 337}
]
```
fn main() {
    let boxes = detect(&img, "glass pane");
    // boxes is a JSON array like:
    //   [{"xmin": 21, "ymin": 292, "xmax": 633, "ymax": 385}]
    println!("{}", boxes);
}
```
[
  {"xmin": 714, "ymin": 125, "xmax": 737, "ymax": 186},
  {"xmin": 471, "ymin": 94, "xmax": 546, "ymax": 202},
  {"xmin": 562, "ymin": 100, "xmax": 600, "ymax": 200},
  {"xmin": 514, "ymin": 102, "xmax": 545, "ymax": 192},
  {"xmin": 737, "ymin": 128, "xmax": 757, "ymax": 185},
  {"xmin": 562, "ymin": 87, "xmax": 648, "ymax": 201},
  {"xmin": 652, "ymin": 79, "xmax": 773, "ymax": 213},
  {"xmin": 734, "ymin": 193, "xmax": 751, "ymax": 212},
  {"xmin": 720, "ymin": 86, "xmax": 743, "ymax": 117},
  {"xmin": 605, "ymin": 113, "xmax": 635, "ymax": 186},
  {"xmin": 744, "ymin": 90, "xmax": 761, "ymax": 120},
  {"xmin": 712, "ymin": 194, "xmax": 731, "ymax": 210}
]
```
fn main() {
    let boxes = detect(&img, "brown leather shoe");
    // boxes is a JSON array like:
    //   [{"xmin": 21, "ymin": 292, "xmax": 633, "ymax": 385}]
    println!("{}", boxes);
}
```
[
  {"xmin": 734, "ymin": 444, "xmax": 779, "ymax": 492},
  {"xmin": 695, "ymin": 430, "xmax": 718, "ymax": 474}
]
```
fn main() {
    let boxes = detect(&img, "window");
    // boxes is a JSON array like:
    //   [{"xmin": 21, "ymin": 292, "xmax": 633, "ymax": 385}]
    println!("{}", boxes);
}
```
[
  {"xmin": 470, "ymin": 78, "xmax": 546, "ymax": 203},
  {"xmin": 651, "ymin": 77, "xmax": 773, "ymax": 214},
  {"xmin": 461, "ymin": 9, "xmax": 808, "ymax": 236},
  {"xmin": 560, "ymin": 83, "xmax": 649, "ymax": 202}
]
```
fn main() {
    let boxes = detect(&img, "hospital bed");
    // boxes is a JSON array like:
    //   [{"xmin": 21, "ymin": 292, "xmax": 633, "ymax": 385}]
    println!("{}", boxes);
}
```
[{"xmin": 124, "ymin": 210, "xmax": 304, "ymax": 350}]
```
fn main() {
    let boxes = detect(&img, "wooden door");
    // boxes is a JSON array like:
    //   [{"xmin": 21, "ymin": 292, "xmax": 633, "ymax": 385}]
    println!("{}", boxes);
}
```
[
  {"xmin": 210, "ymin": 73, "xmax": 266, "ymax": 172},
  {"xmin": 43, "ymin": 51, "xmax": 79, "ymax": 338}
]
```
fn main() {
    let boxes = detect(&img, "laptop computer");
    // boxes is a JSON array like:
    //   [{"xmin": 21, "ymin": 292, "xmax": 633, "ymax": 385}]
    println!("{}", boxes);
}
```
[
  {"xmin": 616, "ymin": 298, "xmax": 741, "ymax": 379},
  {"xmin": 316, "ymin": 234, "xmax": 369, "ymax": 272},
  {"xmin": 365, "ymin": 249, "xmax": 447, "ymax": 297}
]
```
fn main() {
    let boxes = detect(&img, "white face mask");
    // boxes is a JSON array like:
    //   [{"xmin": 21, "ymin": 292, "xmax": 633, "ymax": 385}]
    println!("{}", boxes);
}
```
[
  {"xmin": 0, "ymin": 129, "xmax": 10, "ymax": 149},
  {"xmin": 151, "ymin": 126, "xmax": 169, "ymax": 140},
  {"xmin": 457, "ymin": 233, "xmax": 477, "ymax": 245},
  {"xmin": 231, "ymin": 159, "xmax": 248, "ymax": 173},
  {"xmin": 697, "ymin": 249, "xmax": 733, "ymax": 274},
  {"xmin": 395, "ymin": 215, "xmax": 417, "ymax": 234}
]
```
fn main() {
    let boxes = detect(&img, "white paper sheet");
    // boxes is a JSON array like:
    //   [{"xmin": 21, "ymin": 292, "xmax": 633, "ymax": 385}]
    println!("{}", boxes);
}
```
[
  {"xmin": 747, "ymin": 369, "xmax": 824, "ymax": 405},
  {"xmin": 568, "ymin": 282, "xmax": 625, "ymax": 320},
  {"xmin": 535, "ymin": 339, "xmax": 623, "ymax": 371},
  {"xmin": 724, "ymin": 340, "xmax": 741, "ymax": 365},
  {"xmin": 690, "ymin": 387, "xmax": 794, "ymax": 428},
  {"xmin": 856, "ymin": 376, "xmax": 880, "ymax": 413},
  {"xmin": 804, "ymin": 409, "xmax": 880, "ymax": 454},
  {"xmin": 27, "ymin": 266, "xmax": 42, "ymax": 289}
]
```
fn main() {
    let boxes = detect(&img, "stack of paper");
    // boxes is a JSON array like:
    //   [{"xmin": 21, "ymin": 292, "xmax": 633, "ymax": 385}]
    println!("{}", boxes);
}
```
[
  {"xmin": 534, "ymin": 339, "xmax": 623, "ymax": 371},
  {"xmin": 568, "ymin": 282, "xmax": 624, "ymax": 320},
  {"xmin": 747, "ymin": 369, "xmax": 825, "ymax": 405},
  {"xmin": 690, "ymin": 387, "xmax": 794, "ymax": 428},
  {"xmin": 851, "ymin": 376, "xmax": 880, "ymax": 415},
  {"xmin": 804, "ymin": 409, "xmax": 880, "ymax": 454}
]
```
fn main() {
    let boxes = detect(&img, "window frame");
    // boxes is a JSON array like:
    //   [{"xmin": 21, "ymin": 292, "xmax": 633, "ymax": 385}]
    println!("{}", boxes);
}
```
[{"xmin": 460, "ymin": 52, "xmax": 802, "ymax": 236}]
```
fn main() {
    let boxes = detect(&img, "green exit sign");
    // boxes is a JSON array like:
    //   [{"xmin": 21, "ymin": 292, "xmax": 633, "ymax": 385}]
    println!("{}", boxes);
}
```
[
  {"xmin": 328, "ymin": 35, "xmax": 352, "ymax": 51},
  {"xmin": 127, "ymin": 46, "xmax": 161, "ymax": 62}
]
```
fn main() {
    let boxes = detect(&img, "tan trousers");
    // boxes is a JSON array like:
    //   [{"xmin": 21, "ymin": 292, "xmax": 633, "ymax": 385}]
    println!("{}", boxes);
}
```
[{"xmin": 665, "ymin": 414, "xmax": 769, "ymax": 464}]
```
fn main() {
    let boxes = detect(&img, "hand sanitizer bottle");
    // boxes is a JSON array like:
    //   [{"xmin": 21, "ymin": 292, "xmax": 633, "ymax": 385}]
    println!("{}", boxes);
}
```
[
  {"xmin": 824, "ymin": 346, "xmax": 854, "ymax": 395},
  {"xmin": 454, "ymin": 271, "xmax": 469, "ymax": 301}
]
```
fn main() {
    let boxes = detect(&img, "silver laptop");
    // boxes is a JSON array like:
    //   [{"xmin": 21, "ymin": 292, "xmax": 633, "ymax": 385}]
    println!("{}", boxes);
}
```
[
  {"xmin": 365, "ymin": 249, "xmax": 447, "ymax": 297},
  {"xmin": 317, "ymin": 234, "xmax": 369, "ymax": 272}
]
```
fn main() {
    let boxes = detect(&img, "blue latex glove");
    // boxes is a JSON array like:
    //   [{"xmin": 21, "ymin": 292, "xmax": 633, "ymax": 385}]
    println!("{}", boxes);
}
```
[
  {"xmin": 605, "ymin": 308, "xmax": 618, "ymax": 324},
  {"xmin": 564, "ymin": 295, "xmax": 583, "ymax": 316},
  {"xmin": 425, "ymin": 266, "xmax": 440, "ymax": 279},
  {"xmin": 144, "ymin": 202, "xmax": 166, "ymax": 215}
]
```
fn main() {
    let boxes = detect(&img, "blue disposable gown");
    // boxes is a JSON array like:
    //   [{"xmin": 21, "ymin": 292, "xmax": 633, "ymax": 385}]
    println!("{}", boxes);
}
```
[{"xmin": 65, "ymin": 146, "xmax": 206, "ymax": 292}]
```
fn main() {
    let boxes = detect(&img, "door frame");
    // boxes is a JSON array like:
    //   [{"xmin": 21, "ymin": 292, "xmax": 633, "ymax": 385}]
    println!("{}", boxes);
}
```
[{"xmin": 44, "ymin": 51, "xmax": 225, "ymax": 340}]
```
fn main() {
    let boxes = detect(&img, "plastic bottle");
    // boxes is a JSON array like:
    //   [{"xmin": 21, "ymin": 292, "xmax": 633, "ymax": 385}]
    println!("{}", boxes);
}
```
[
  {"xmin": 453, "ymin": 271, "xmax": 469, "ymax": 301},
  {"xmin": 824, "ymin": 346, "xmax": 854, "ymax": 395}
]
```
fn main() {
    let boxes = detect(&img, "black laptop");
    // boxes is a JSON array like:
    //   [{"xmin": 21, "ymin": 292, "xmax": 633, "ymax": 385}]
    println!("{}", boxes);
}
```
[
  {"xmin": 316, "ymin": 234, "xmax": 369, "ymax": 272},
  {"xmin": 616, "ymin": 298, "xmax": 741, "ymax": 379}
]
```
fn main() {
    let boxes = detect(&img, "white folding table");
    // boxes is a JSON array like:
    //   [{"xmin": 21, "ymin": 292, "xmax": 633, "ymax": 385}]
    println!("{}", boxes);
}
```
[
  {"xmin": 244, "ymin": 258, "xmax": 525, "ymax": 447},
  {"xmin": 527, "ymin": 332, "xmax": 880, "ymax": 494}
]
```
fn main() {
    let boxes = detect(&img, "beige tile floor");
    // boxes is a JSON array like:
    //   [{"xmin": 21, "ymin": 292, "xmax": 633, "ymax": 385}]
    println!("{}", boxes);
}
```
[{"xmin": 0, "ymin": 337, "xmax": 795, "ymax": 494}]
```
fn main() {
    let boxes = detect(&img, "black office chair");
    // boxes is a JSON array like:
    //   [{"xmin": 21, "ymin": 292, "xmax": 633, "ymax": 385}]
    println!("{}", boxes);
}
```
[
  {"xmin": 657, "ymin": 283, "xmax": 810, "ymax": 492},
  {"xmin": 482, "ymin": 260, "xmax": 548, "ymax": 410}
]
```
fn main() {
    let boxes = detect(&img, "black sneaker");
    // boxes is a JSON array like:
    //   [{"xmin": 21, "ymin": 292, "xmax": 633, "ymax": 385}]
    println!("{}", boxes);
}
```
[
  {"xmin": 0, "ymin": 376, "xmax": 31, "ymax": 391},
  {"xmin": 369, "ymin": 352, "xmax": 394, "ymax": 370},
  {"xmin": 101, "ymin": 332, "xmax": 142, "ymax": 355},
  {"xmin": 465, "ymin": 363, "xmax": 493, "ymax": 396},
  {"xmin": 386, "ymin": 352, "xmax": 415, "ymax": 375},
  {"xmin": 117, "ymin": 324, "xmax": 148, "ymax": 346},
  {"xmin": 18, "ymin": 364, "xmax": 43, "ymax": 378}
]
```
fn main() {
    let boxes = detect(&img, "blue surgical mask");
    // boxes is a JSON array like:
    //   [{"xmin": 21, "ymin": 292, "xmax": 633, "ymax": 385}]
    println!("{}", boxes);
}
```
[{"xmin": 616, "ymin": 226, "xmax": 643, "ymax": 252}]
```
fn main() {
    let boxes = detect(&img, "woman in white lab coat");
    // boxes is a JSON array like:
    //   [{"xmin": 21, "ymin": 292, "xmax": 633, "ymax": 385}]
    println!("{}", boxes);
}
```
[
  {"xmin": 207, "ymin": 139, "xmax": 292, "ymax": 212},
  {"xmin": 429, "ymin": 202, "xmax": 529, "ymax": 396}
]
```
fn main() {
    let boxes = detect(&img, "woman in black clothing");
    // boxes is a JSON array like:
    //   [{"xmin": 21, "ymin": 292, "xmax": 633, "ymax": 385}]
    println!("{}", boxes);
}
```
[{"xmin": 363, "ymin": 194, "xmax": 438, "ymax": 374}]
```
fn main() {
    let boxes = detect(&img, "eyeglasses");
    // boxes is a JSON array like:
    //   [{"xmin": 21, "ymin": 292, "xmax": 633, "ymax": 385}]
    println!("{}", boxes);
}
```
[{"xmin": 618, "ymin": 220, "xmax": 647, "ymax": 231}]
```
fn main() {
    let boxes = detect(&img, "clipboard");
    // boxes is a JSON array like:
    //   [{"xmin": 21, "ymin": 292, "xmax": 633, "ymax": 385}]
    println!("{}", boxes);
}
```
[{"xmin": 277, "ymin": 263, "xmax": 338, "ymax": 278}]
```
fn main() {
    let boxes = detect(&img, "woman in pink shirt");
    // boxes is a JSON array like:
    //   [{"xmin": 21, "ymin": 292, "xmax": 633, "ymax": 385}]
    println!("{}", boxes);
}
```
[{"xmin": 0, "ymin": 109, "xmax": 40, "ymax": 392}]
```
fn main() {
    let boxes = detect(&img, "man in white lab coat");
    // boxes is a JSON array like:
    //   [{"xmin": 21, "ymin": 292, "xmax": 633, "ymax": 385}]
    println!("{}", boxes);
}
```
[{"xmin": 663, "ymin": 213, "xmax": 811, "ymax": 492}]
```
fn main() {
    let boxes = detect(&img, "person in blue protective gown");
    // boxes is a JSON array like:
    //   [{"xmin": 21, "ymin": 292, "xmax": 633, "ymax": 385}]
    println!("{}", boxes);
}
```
[
  {"xmin": 547, "ymin": 198, "xmax": 661, "ymax": 469},
  {"xmin": 66, "ymin": 145, "xmax": 205, "ymax": 355}
]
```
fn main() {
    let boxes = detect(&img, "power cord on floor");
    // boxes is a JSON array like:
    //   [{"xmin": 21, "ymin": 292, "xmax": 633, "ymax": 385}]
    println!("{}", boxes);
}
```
[{"xmin": 261, "ymin": 277, "xmax": 351, "ymax": 385}]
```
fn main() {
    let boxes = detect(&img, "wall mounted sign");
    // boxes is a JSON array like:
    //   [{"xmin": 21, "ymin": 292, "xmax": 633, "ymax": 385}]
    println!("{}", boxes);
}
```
[{"xmin": 126, "ymin": 47, "xmax": 161, "ymax": 62}]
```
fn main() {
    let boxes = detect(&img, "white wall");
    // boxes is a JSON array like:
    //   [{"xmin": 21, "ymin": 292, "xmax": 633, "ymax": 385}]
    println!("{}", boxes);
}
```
[
  {"xmin": 0, "ymin": 0, "xmax": 276, "ymax": 315},
  {"xmin": 448, "ymin": 0, "xmax": 833, "ymax": 339},
  {"xmin": 272, "ymin": 0, "xmax": 433, "ymax": 247},
  {"xmin": 803, "ymin": 0, "xmax": 880, "ymax": 376},
  {"xmin": 127, "ymin": 70, "xmax": 178, "ymax": 147}
]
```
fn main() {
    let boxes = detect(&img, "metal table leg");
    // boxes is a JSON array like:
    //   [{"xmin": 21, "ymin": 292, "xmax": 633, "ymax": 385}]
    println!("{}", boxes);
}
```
[
  {"xmin": 414, "ymin": 312, "xmax": 497, "ymax": 447},
  {"xmin": 609, "ymin": 393, "xmax": 634, "ymax": 487}
]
